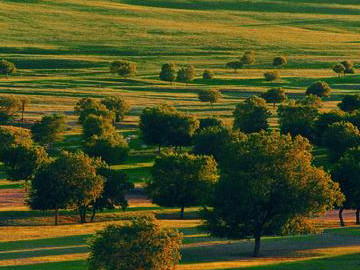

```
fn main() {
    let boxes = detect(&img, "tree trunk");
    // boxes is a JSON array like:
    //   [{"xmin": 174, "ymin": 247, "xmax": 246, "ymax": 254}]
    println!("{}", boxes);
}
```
[
  {"xmin": 79, "ymin": 206, "xmax": 87, "ymax": 223},
  {"xmin": 356, "ymin": 209, "xmax": 360, "ymax": 225},
  {"xmin": 253, "ymin": 233, "xmax": 261, "ymax": 257},
  {"xmin": 21, "ymin": 107, "xmax": 25, "ymax": 122},
  {"xmin": 339, "ymin": 208, "xmax": 345, "ymax": 227},
  {"xmin": 90, "ymin": 207, "xmax": 96, "ymax": 223},
  {"xmin": 55, "ymin": 208, "xmax": 59, "ymax": 226},
  {"xmin": 180, "ymin": 205, "xmax": 185, "ymax": 219}
]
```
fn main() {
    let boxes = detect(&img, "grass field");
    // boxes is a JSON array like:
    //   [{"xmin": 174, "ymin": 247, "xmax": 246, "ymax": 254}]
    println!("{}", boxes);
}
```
[{"xmin": 1, "ymin": 0, "xmax": 360, "ymax": 269}]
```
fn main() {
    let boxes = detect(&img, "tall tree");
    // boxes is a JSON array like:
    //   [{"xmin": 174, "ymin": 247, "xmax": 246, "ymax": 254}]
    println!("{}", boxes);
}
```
[
  {"xmin": 202, "ymin": 131, "xmax": 343, "ymax": 257},
  {"xmin": 19, "ymin": 96, "xmax": 30, "ymax": 121}
]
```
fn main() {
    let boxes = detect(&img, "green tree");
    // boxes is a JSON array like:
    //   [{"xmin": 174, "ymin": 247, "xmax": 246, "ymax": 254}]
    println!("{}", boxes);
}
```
[
  {"xmin": 0, "ymin": 126, "xmax": 33, "ymax": 160},
  {"xmin": 202, "ymin": 69, "xmax": 214, "ymax": 80},
  {"xmin": 314, "ymin": 110, "xmax": 345, "ymax": 143},
  {"xmin": 333, "ymin": 64, "xmax": 345, "ymax": 77},
  {"xmin": 260, "ymin": 87, "xmax": 286, "ymax": 107},
  {"xmin": 0, "ymin": 95, "xmax": 21, "ymax": 123},
  {"xmin": 198, "ymin": 89, "xmax": 221, "ymax": 108},
  {"xmin": 321, "ymin": 121, "xmax": 360, "ymax": 161},
  {"xmin": 147, "ymin": 152, "xmax": 218, "ymax": 218},
  {"xmin": 241, "ymin": 51, "xmax": 256, "ymax": 65},
  {"xmin": 296, "ymin": 94, "xmax": 323, "ymax": 109},
  {"xmin": 31, "ymin": 114, "xmax": 66, "ymax": 146},
  {"xmin": 177, "ymin": 65, "xmax": 195, "ymax": 84},
  {"xmin": 0, "ymin": 60, "xmax": 16, "ymax": 78},
  {"xmin": 198, "ymin": 117, "xmax": 223, "ymax": 130},
  {"xmin": 74, "ymin": 98, "xmax": 114, "ymax": 124},
  {"xmin": 341, "ymin": 60, "xmax": 355, "ymax": 75},
  {"xmin": 332, "ymin": 147, "xmax": 360, "ymax": 226},
  {"xmin": 19, "ymin": 96, "xmax": 30, "ymax": 121},
  {"xmin": 84, "ymin": 133, "xmax": 129, "ymax": 165},
  {"xmin": 306, "ymin": 81, "xmax": 331, "ymax": 98},
  {"xmin": 110, "ymin": 60, "xmax": 136, "ymax": 78},
  {"xmin": 338, "ymin": 94, "xmax": 360, "ymax": 112},
  {"xmin": 226, "ymin": 61, "xmax": 243, "ymax": 73},
  {"xmin": 88, "ymin": 216, "xmax": 182, "ymax": 270},
  {"xmin": 233, "ymin": 96, "xmax": 271, "ymax": 133},
  {"xmin": 273, "ymin": 56, "xmax": 287, "ymax": 68},
  {"xmin": 264, "ymin": 71, "xmax": 280, "ymax": 81},
  {"xmin": 202, "ymin": 131, "xmax": 343, "ymax": 257},
  {"xmin": 82, "ymin": 114, "xmax": 116, "ymax": 140},
  {"xmin": 159, "ymin": 63, "xmax": 177, "ymax": 83},
  {"xmin": 101, "ymin": 96, "xmax": 130, "ymax": 123}
]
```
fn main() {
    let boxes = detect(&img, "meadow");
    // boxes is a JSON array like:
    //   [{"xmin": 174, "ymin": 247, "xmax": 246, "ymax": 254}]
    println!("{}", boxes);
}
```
[{"xmin": 1, "ymin": 0, "xmax": 360, "ymax": 269}]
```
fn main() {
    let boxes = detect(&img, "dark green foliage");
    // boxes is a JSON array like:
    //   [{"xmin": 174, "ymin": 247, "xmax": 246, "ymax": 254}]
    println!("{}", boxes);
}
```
[
  {"xmin": 82, "ymin": 114, "xmax": 116, "ymax": 140},
  {"xmin": 226, "ymin": 61, "xmax": 243, "ymax": 72},
  {"xmin": 341, "ymin": 60, "xmax": 355, "ymax": 75},
  {"xmin": 198, "ymin": 117, "xmax": 223, "ymax": 130},
  {"xmin": 333, "ymin": 64, "xmax": 345, "ymax": 77},
  {"xmin": 110, "ymin": 60, "xmax": 136, "ymax": 78},
  {"xmin": 260, "ymin": 87, "xmax": 286, "ymax": 107},
  {"xmin": 278, "ymin": 100, "xmax": 318, "ymax": 142},
  {"xmin": 193, "ymin": 126, "xmax": 232, "ymax": 161},
  {"xmin": 233, "ymin": 96, "xmax": 271, "ymax": 133},
  {"xmin": 101, "ymin": 96, "xmax": 130, "ymax": 122},
  {"xmin": 159, "ymin": 63, "xmax": 177, "ymax": 82},
  {"xmin": 202, "ymin": 131, "xmax": 344, "ymax": 257},
  {"xmin": 306, "ymin": 81, "xmax": 331, "ymax": 98},
  {"xmin": 202, "ymin": 69, "xmax": 214, "ymax": 79},
  {"xmin": 90, "ymin": 168, "xmax": 134, "ymax": 222},
  {"xmin": 177, "ymin": 65, "xmax": 195, "ymax": 84},
  {"xmin": 338, "ymin": 94, "xmax": 360, "ymax": 112},
  {"xmin": 0, "ymin": 59, "xmax": 16, "ymax": 77},
  {"xmin": 321, "ymin": 121, "xmax": 360, "ymax": 161},
  {"xmin": 31, "ymin": 114, "xmax": 66, "ymax": 146},
  {"xmin": 75, "ymin": 98, "xmax": 114, "ymax": 125},
  {"xmin": 198, "ymin": 89, "xmax": 221, "ymax": 106},
  {"xmin": 88, "ymin": 216, "xmax": 182, "ymax": 270},
  {"xmin": 273, "ymin": 56, "xmax": 287, "ymax": 68},
  {"xmin": 0, "ymin": 95, "xmax": 21, "ymax": 123},
  {"xmin": 296, "ymin": 94, "xmax": 323, "ymax": 109},
  {"xmin": 314, "ymin": 110, "xmax": 345, "ymax": 143},
  {"xmin": 0, "ymin": 126, "xmax": 33, "ymax": 160},
  {"xmin": 147, "ymin": 152, "xmax": 218, "ymax": 218},
  {"xmin": 84, "ymin": 133, "xmax": 129, "ymax": 165},
  {"xmin": 264, "ymin": 71, "xmax": 280, "ymax": 81},
  {"xmin": 3, "ymin": 145, "xmax": 48, "ymax": 182}
]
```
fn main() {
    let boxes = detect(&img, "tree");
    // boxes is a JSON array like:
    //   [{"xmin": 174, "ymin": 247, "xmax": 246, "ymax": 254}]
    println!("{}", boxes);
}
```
[
  {"xmin": 260, "ymin": 88, "xmax": 286, "ymax": 107},
  {"xmin": 31, "ymin": 114, "xmax": 66, "ymax": 146},
  {"xmin": 84, "ymin": 133, "xmax": 129, "ymax": 165},
  {"xmin": 278, "ymin": 101, "xmax": 318, "ymax": 142},
  {"xmin": 333, "ymin": 64, "xmax": 345, "ymax": 77},
  {"xmin": 198, "ymin": 89, "xmax": 221, "ymax": 108},
  {"xmin": 110, "ymin": 60, "xmax": 136, "ymax": 78},
  {"xmin": 332, "ymin": 147, "xmax": 360, "ymax": 226},
  {"xmin": 159, "ymin": 63, "xmax": 177, "ymax": 83},
  {"xmin": 147, "ymin": 152, "xmax": 218, "ymax": 218},
  {"xmin": 177, "ymin": 65, "xmax": 195, "ymax": 84},
  {"xmin": 306, "ymin": 81, "xmax": 331, "ymax": 98},
  {"xmin": 74, "ymin": 98, "xmax": 114, "ymax": 124},
  {"xmin": 321, "ymin": 121, "xmax": 360, "ymax": 161},
  {"xmin": 273, "ymin": 56, "xmax": 287, "ymax": 68},
  {"xmin": 264, "ymin": 71, "xmax": 280, "ymax": 81},
  {"xmin": 0, "ymin": 60, "xmax": 16, "ymax": 78},
  {"xmin": 241, "ymin": 51, "xmax": 255, "ymax": 65},
  {"xmin": 338, "ymin": 94, "xmax": 360, "ymax": 112},
  {"xmin": 82, "ymin": 114, "xmax": 116, "ymax": 140},
  {"xmin": 0, "ymin": 126, "xmax": 33, "ymax": 160},
  {"xmin": 101, "ymin": 96, "xmax": 130, "ymax": 123},
  {"xmin": 2, "ymin": 145, "xmax": 48, "ymax": 184},
  {"xmin": 203, "ymin": 69, "xmax": 214, "ymax": 80},
  {"xmin": 233, "ymin": 96, "xmax": 271, "ymax": 133},
  {"xmin": 341, "ymin": 60, "xmax": 355, "ymax": 75},
  {"xmin": 0, "ymin": 95, "xmax": 21, "ymax": 123},
  {"xmin": 202, "ymin": 131, "xmax": 343, "ymax": 257},
  {"xmin": 314, "ymin": 110, "xmax": 345, "ymax": 143},
  {"xmin": 198, "ymin": 117, "xmax": 223, "ymax": 130},
  {"xmin": 19, "ymin": 96, "xmax": 30, "ymax": 121},
  {"xmin": 90, "ymin": 167, "xmax": 133, "ymax": 222},
  {"xmin": 296, "ymin": 94, "xmax": 323, "ymax": 109},
  {"xmin": 88, "ymin": 216, "xmax": 182, "ymax": 270},
  {"xmin": 226, "ymin": 61, "xmax": 243, "ymax": 73}
]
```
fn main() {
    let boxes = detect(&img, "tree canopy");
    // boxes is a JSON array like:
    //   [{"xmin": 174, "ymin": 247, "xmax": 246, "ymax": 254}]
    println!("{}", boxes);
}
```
[
  {"xmin": 31, "ymin": 114, "xmax": 66, "ymax": 146},
  {"xmin": 110, "ymin": 60, "xmax": 136, "ymax": 78}
]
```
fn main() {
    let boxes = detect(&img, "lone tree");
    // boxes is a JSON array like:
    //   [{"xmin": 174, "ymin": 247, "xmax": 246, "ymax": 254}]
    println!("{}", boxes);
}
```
[
  {"xmin": 198, "ymin": 89, "xmax": 221, "ymax": 108},
  {"xmin": 273, "ymin": 56, "xmax": 287, "ymax": 68},
  {"xmin": 226, "ymin": 61, "xmax": 243, "ymax": 73},
  {"xmin": 110, "ymin": 60, "xmax": 136, "ymax": 78},
  {"xmin": 306, "ymin": 81, "xmax": 331, "ymax": 98},
  {"xmin": 233, "ymin": 96, "xmax": 271, "ymax": 133},
  {"xmin": 88, "ymin": 216, "xmax": 182, "ymax": 270},
  {"xmin": 177, "ymin": 65, "xmax": 195, "ymax": 84},
  {"xmin": 159, "ymin": 63, "xmax": 177, "ymax": 83},
  {"xmin": 332, "ymin": 147, "xmax": 360, "ymax": 227},
  {"xmin": 341, "ymin": 60, "xmax": 355, "ymax": 75},
  {"xmin": 321, "ymin": 121, "xmax": 360, "ymax": 161},
  {"xmin": 241, "ymin": 51, "xmax": 256, "ymax": 66},
  {"xmin": 202, "ymin": 131, "xmax": 343, "ymax": 257},
  {"xmin": 202, "ymin": 69, "xmax": 214, "ymax": 80},
  {"xmin": 260, "ymin": 87, "xmax": 286, "ymax": 107},
  {"xmin": 264, "ymin": 71, "xmax": 280, "ymax": 81},
  {"xmin": 19, "ymin": 96, "xmax": 30, "ymax": 121},
  {"xmin": 338, "ymin": 94, "xmax": 360, "ymax": 112},
  {"xmin": 31, "ymin": 114, "xmax": 66, "ymax": 146},
  {"xmin": 333, "ymin": 64, "xmax": 345, "ymax": 77},
  {"xmin": 0, "ymin": 60, "xmax": 16, "ymax": 78},
  {"xmin": 147, "ymin": 152, "xmax": 218, "ymax": 218},
  {"xmin": 101, "ymin": 95, "xmax": 130, "ymax": 123}
]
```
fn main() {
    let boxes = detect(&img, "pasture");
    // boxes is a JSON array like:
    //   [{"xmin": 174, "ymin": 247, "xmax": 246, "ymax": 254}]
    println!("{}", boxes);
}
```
[{"xmin": 1, "ymin": 0, "xmax": 360, "ymax": 269}]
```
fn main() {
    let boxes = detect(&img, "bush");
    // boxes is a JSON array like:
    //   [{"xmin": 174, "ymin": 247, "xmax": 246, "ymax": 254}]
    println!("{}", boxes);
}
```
[
  {"xmin": 202, "ymin": 69, "xmax": 214, "ymax": 79},
  {"xmin": 0, "ymin": 59, "xmax": 16, "ymax": 78},
  {"xmin": 306, "ymin": 81, "xmax": 331, "ymax": 98},
  {"xmin": 264, "ymin": 71, "xmax": 280, "ymax": 81},
  {"xmin": 273, "ymin": 56, "xmax": 287, "ymax": 68}
]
